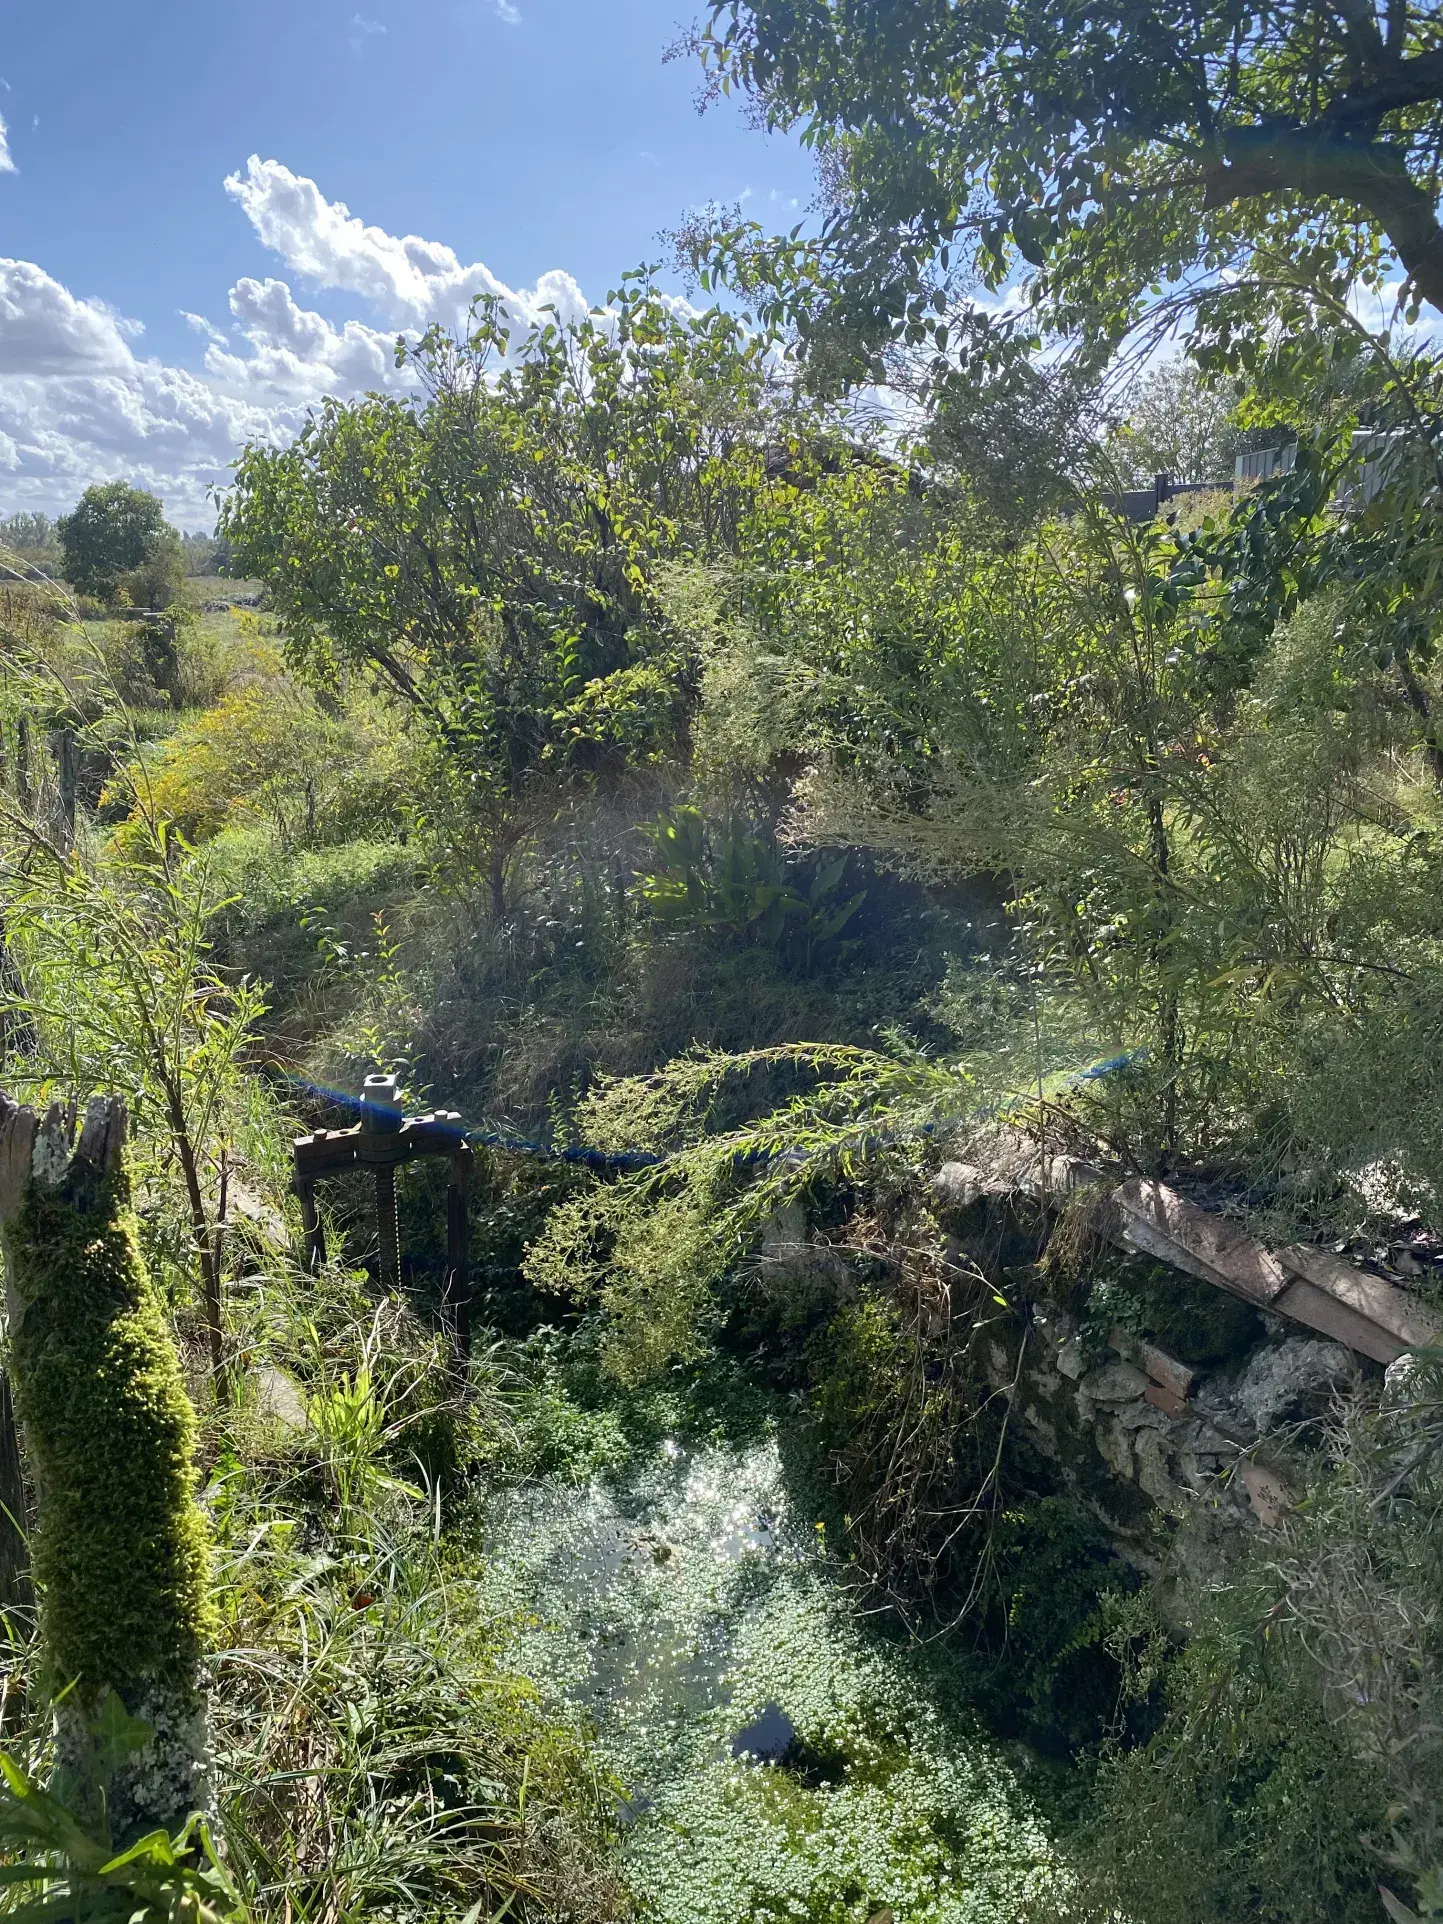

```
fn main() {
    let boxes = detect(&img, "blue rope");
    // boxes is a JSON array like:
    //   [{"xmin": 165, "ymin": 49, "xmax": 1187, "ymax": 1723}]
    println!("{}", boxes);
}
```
[{"xmin": 289, "ymin": 1049, "xmax": 1142, "ymax": 1178}]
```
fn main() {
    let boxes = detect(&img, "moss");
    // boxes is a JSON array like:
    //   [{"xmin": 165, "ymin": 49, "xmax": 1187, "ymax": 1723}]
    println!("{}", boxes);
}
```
[
  {"xmin": 1088, "ymin": 1260, "xmax": 1262, "ymax": 1365},
  {"xmin": 6, "ymin": 1161, "xmax": 212, "ymax": 1701}
]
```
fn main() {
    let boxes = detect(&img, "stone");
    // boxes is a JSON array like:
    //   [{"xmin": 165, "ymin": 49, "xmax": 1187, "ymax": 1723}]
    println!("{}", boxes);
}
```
[
  {"xmin": 1385, "ymin": 1351, "xmax": 1429, "ymax": 1407},
  {"xmin": 1095, "ymin": 1416, "xmax": 1135, "ymax": 1481},
  {"xmin": 1239, "ymin": 1461, "xmax": 1292, "ymax": 1528},
  {"xmin": 1118, "ymin": 1399, "xmax": 1174, "ymax": 1432},
  {"xmin": 1172, "ymin": 1416, "xmax": 1235, "ymax": 1456},
  {"xmin": 1231, "ymin": 1338, "xmax": 1357, "ymax": 1434},
  {"xmin": 1134, "ymin": 1430, "xmax": 1184, "ymax": 1505},
  {"xmin": 254, "ymin": 1366, "xmax": 306, "ymax": 1432},
  {"xmin": 1079, "ymin": 1359, "xmax": 1150, "ymax": 1404},
  {"xmin": 1143, "ymin": 1382, "xmax": 1189, "ymax": 1420},
  {"xmin": 1056, "ymin": 1335, "xmax": 1087, "ymax": 1380},
  {"xmin": 932, "ymin": 1161, "xmax": 984, "ymax": 1209}
]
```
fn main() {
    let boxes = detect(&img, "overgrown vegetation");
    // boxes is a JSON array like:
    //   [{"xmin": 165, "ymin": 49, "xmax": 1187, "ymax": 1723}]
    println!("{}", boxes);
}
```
[{"xmin": 5, "ymin": 4, "xmax": 1443, "ymax": 1913}]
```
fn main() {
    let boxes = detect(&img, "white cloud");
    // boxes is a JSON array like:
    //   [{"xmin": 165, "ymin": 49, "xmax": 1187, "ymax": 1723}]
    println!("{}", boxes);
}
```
[
  {"xmin": 0, "ymin": 159, "xmax": 606, "ymax": 527},
  {"xmin": 0, "ymin": 262, "xmax": 137, "ymax": 375},
  {"xmin": 495, "ymin": 0, "xmax": 521, "ymax": 22},
  {"xmin": 0, "ymin": 116, "xmax": 16, "ymax": 176},
  {"xmin": 348, "ymin": 13, "xmax": 386, "ymax": 50},
  {"xmin": 181, "ymin": 310, "xmax": 228, "ymax": 348},
  {"xmin": 224, "ymin": 155, "xmax": 588, "ymax": 337},
  {"xmin": 203, "ymin": 275, "xmax": 410, "ymax": 398}
]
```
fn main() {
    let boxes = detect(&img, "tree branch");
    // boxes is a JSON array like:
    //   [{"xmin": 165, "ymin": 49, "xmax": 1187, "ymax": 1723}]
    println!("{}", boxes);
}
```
[
  {"xmin": 1321, "ymin": 47, "xmax": 1443, "ymax": 127},
  {"xmin": 1206, "ymin": 125, "xmax": 1443, "ymax": 311}
]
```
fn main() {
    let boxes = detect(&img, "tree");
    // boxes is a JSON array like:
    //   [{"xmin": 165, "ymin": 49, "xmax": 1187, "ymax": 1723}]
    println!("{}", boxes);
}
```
[
  {"xmin": 695, "ymin": 0, "xmax": 1443, "ymax": 363},
  {"xmin": 57, "ymin": 483, "xmax": 182, "ymax": 607},
  {"xmin": 0, "ymin": 1093, "xmax": 213, "ymax": 1842},
  {"xmin": 0, "ymin": 511, "xmax": 60, "ymax": 579},
  {"xmin": 221, "ymin": 286, "xmax": 809, "ymax": 915},
  {"xmin": 1105, "ymin": 358, "xmax": 1244, "ymax": 485}
]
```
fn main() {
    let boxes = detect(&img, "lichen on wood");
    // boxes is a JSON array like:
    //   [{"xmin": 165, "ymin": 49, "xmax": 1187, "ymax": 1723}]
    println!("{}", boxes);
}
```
[{"xmin": 0, "ymin": 1091, "xmax": 213, "ymax": 1838}]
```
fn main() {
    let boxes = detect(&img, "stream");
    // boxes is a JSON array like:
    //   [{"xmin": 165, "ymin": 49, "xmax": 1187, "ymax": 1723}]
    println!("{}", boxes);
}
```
[{"xmin": 481, "ymin": 1435, "xmax": 1068, "ymax": 1923}]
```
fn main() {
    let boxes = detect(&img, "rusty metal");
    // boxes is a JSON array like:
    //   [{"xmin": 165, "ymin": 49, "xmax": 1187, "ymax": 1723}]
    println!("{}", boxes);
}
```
[{"xmin": 292, "ymin": 1080, "xmax": 474, "ymax": 1355}]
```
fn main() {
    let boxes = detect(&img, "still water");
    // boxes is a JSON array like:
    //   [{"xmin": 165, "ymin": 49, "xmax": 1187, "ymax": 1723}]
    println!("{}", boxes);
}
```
[{"xmin": 482, "ymin": 1437, "xmax": 1066, "ymax": 1923}]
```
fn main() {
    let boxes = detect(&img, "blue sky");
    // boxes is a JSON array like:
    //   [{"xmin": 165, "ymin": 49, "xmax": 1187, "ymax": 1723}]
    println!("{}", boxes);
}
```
[{"xmin": 0, "ymin": 0, "xmax": 813, "ymax": 525}]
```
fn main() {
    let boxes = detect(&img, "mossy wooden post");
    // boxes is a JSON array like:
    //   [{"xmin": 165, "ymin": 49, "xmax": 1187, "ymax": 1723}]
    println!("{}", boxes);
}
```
[{"xmin": 0, "ymin": 1092, "xmax": 213, "ymax": 1841}]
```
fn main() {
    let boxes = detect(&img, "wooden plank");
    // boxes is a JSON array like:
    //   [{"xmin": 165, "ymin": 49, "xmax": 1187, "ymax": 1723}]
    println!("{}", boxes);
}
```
[
  {"xmin": 1113, "ymin": 1179, "xmax": 1291, "ymax": 1304},
  {"xmin": 294, "ymin": 1125, "xmax": 362, "ymax": 1175},
  {"xmin": 1015, "ymin": 1152, "xmax": 1107, "ymax": 1202},
  {"xmin": 1109, "ymin": 1324, "xmax": 1196, "ymax": 1399},
  {"xmin": 1272, "ymin": 1276, "xmax": 1404, "ymax": 1365},
  {"xmin": 1276, "ymin": 1244, "xmax": 1439, "ymax": 1351}
]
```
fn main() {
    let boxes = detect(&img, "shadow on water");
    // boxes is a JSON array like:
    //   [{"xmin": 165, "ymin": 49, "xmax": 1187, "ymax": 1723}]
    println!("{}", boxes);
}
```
[{"xmin": 481, "ymin": 1435, "xmax": 1071, "ymax": 1922}]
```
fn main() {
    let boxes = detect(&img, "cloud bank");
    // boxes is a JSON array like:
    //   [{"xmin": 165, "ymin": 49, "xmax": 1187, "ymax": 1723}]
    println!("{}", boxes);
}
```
[{"xmin": 0, "ymin": 158, "xmax": 592, "ymax": 527}]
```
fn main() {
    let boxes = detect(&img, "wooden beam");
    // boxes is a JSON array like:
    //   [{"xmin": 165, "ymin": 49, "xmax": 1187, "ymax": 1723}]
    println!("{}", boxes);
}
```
[
  {"xmin": 1113, "ymin": 1178, "xmax": 1291, "ymax": 1305},
  {"xmin": 1276, "ymin": 1243, "xmax": 1440, "ymax": 1350}
]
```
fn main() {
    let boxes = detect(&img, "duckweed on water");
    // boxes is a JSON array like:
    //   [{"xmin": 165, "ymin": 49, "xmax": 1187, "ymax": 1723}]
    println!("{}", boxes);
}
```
[{"xmin": 481, "ymin": 1438, "xmax": 1068, "ymax": 1923}]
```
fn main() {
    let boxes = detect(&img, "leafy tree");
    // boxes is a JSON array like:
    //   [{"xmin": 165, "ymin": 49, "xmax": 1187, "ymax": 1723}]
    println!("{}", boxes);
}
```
[
  {"xmin": 221, "ymin": 285, "xmax": 811, "ymax": 914},
  {"xmin": 0, "ymin": 510, "xmax": 61, "ymax": 578},
  {"xmin": 57, "ymin": 483, "xmax": 183, "ymax": 607},
  {"xmin": 1105, "ymin": 357, "xmax": 1244, "ymax": 485},
  {"xmin": 694, "ymin": 0, "xmax": 1443, "ymax": 365},
  {"xmin": 180, "ymin": 529, "xmax": 233, "ymax": 577}
]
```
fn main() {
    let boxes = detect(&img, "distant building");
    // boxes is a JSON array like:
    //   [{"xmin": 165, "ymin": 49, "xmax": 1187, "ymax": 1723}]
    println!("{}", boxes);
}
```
[{"xmin": 1234, "ymin": 431, "xmax": 1415, "ymax": 507}]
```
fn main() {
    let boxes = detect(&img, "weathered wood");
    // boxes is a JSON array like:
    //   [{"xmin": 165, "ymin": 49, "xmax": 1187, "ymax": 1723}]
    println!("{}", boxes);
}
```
[
  {"xmin": 1109, "ymin": 1324, "xmax": 1196, "ymax": 1400},
  {"xmin": 1272, "ymin": 1276, "xmax": 1406, "ymax": 1365},
  {"xmin": 294, "ymin": 1108, "xmax": 468, "ymax": 1177},
  {"xmin": 51, "ymin": 727, "xmax": 77, "ymax": 849},
  {"xmin": 1276, "ymin": 1243, "xmax": 1439, "ymax": 1351},
  {"xmin": 1113, "ymin": 1178, "xmax": 1292, "ymax": 1305}
]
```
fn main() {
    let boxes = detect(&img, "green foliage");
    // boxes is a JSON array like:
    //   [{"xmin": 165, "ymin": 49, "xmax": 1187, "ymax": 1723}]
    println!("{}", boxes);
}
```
[
  {"xmin": 619, "ymin": 1578, "xmax": 1067, "ymax": 1924},
  {"xmin": 58, "ymin": 487, "xmax": 181, "ymax": 609},
  {"xmin": 0, "ymin": 1751, "xmax": 243, "ymax": 1924},
  {"xmin": 695, "ymin": 0, "xmax": 1443, "ymax": 368},
  {"xmin": 110, "ymin": 677, "xmax": 407, "ymax": 856},
  {"xmin": 1071, "ymin": 1358, "xmax": 1443, "ymax": 1920},
  {"xmin": 523, "ymin": 1042, "xmax": 975, "ymax": 1382},
  {"xmin": 204, "ymin": 1264, "xmax": 627, "ymax": 1924},
  {"xmin": 220, "ymin": 284, "xmax": 808, "ymax": 912},
  {"xmin": 1082, "ymin": 1262, "xmax": 1263, "ymax": 1366},
  {"xmin": 1103, "ymin": 358, "xmax": 1244, "ymax": 486},
  {"xmin": 4, "ymin": 1159, "xmax": 211, "ymax": 1701},
  {"xmin": 639, "ymin": 807, "xmax": 865, "ymax": 968},
  {"xmin": 1078, "ymin": 1577, "xmax": 1388, "ymax": 1922}
]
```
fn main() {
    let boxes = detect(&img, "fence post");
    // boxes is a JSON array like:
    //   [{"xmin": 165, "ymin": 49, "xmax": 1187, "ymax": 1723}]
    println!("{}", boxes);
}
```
[
  {"xmin": 362, "ymin": 1072, "xmax": 403, "ymax": 1288},
  {"xmin": 0, "ymin": 1373, "xmax": 29, "ymax": 1612},
  {"xmin": 445, "ymin": 1144, "xmax": 473, "ymax": 1357}
]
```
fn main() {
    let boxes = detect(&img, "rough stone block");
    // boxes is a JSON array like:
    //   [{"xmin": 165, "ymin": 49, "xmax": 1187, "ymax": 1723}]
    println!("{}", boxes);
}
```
[
  {"xmin": 1095, "ymin": 1415, "xmax": 1135, "ymax": 1481},
  {"xmin": 1080, "ymin": 1359, "xmax": 1150, "ymax": 1404}
]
